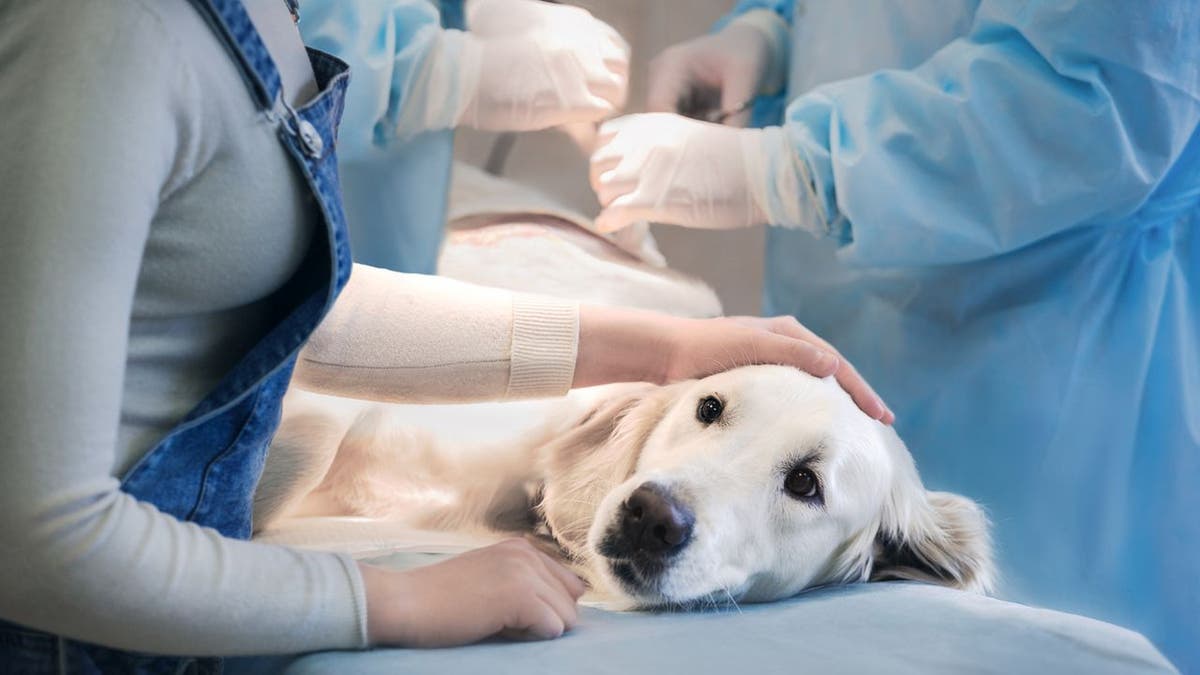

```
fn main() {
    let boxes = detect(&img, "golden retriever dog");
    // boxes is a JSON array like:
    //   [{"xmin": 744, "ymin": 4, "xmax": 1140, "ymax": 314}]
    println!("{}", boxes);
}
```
[{"xmin": 254, "ymin": 365, "xmax": 993, "ymax": 607}]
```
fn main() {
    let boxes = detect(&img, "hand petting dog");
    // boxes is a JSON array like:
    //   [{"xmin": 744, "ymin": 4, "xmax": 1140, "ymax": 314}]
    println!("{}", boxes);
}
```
[{"xmin": 572, "ymin": 305, "xmax": 893, "ymax": 424}]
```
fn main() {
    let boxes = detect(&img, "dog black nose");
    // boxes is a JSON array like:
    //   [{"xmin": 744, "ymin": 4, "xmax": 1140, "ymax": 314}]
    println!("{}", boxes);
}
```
[{"xmin": 620, "ymin": 482, "xmax": 695, "ymax": 557}]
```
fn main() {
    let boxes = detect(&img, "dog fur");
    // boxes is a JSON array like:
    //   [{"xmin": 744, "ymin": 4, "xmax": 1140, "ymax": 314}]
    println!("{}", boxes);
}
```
[{"xmin": 255, "ymin": 366, "xmax": 993, "ymax": 607}]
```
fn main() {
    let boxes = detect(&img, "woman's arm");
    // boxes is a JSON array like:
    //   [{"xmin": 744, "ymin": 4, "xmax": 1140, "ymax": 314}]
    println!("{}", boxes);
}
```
[
  {"xmin": 294, "ymin": 265, "xmax": 580, "ymax": 401},
  {"xmin": 0, "ymin": 1, "xmax": 365, "ymax": 655},
  {"xmin": 296, "ymin": 265, "xmax": 891, "ymax": 420}
]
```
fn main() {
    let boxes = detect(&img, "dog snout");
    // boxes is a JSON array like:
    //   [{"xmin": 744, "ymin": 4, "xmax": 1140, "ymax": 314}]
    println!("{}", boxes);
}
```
[{"xmin": 619, "ymin": 482, "xmax": 695, "ymax": 558}]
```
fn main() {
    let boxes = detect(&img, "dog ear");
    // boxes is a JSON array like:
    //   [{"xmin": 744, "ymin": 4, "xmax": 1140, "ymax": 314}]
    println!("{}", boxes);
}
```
[
  {"xmin": 871, "ymin": 489, "xmax": 995, "ymax": 594},
  {"xmin": 542, "ymin": 382, "xmax": 682, "ymax": 479},
  {"xmin": 867, "ymin": 428, "xmax": 994, "ymax": 593},
  {"xmin": 538, "ymin": 382, "xmax": 684, "ymax": 553}
]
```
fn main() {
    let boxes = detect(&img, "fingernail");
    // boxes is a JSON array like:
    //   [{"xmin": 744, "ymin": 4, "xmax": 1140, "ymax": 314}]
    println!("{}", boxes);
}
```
[{"xmin": 817, "ymin": 351, "xmax": 838, "ymax": 372}]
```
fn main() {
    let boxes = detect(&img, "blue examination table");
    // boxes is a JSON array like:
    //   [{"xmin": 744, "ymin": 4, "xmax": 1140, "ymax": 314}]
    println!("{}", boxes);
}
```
[{"xmin": 230, "ymin": 549, "xmax": 1176, "ymax": 674}]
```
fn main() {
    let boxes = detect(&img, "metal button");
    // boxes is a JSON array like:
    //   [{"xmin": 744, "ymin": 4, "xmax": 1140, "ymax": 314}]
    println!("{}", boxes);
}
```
[{"xmin": 298, "ymin": 119, "xmax": 323, "ymax": 158}]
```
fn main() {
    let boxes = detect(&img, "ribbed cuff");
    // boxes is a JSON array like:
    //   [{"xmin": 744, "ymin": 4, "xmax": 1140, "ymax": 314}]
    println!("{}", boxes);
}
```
[
  {"xmin": 333, "ymin": 552, "xmax": 371, "ymax": 649},
  {"xmin": 507, "ymin": 295, "xmax": 579, "ymax": 398}
]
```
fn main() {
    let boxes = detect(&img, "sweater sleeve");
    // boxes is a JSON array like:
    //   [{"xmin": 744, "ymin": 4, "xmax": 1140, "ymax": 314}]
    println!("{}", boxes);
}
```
[
  {"xmin": 0, "ymin": 1, "xmax": 367, "ymax": 655},
  {"xmin": 294, "ymin": 265, "xmax": 580, "ymax": 402}
]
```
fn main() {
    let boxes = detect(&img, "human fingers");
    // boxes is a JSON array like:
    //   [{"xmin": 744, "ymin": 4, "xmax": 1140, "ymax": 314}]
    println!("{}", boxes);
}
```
[
  {"xmin": 742, "ymin": 316, "xmax": 893, "ymax": 423},
  {"xmin": 532, "ymin": 547, "xmax": 587, "ymax": 600}
]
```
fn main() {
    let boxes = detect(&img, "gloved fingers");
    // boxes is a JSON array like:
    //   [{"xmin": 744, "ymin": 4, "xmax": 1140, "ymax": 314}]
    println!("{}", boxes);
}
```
[
  {"xmin": 597, "ymin": 23, "xmax": 632, "ymax": 68},
  {"xmin": 573, "ymin": 98, "xmax": 622, "ymax": 125},
  {"xmin": 589, "ymin": 154, "xmax": 622, "ymax": 198},
  {"xmin": 586, "ymin": 73, "xmax": 627, "ymax": 110},
  {"xmin": 591, "ymin": 138, "xmax": 649, "ymax": 205},
  {"xmin": 596, "ymin": 195, "xmax": 665, "ymax": 234},
  {"xmin": 593, "ymin": 172, "xmax": 638, "ymax": 209},
  {"xmin": 588, "ymin": 116, "xmax": 639, "ymax": 183},
  {"xmin": 598, "ymin": 19, "xmax": 629, "ymax": 51},
  {"xmin": 646, "ymin": 51, "xmax": 692, "ymax": 113},
  {"xmin": 607, "ymin": 221, "xmax": 665, "ymax": 266},
  {"xmin": 560, "ymin": 28, "xmax": 628, "ymax": 113},
  {"xmin": 715, "ymin": 69, "xmax": 758, "ymax": 128},
  {"xmin": 590, "ymin": 34, "xmax": 630, "ymax": 108},
  {"xmin": 595, "ymin": 114, "xmax": 638, "ymax": 141},
  {"xmin": 593, "ymin": 113, "xmax": 672, "ymax": 153},
  {"xmin": 590, "ymin": 113, "xmax": 687, "ymax": 209}
]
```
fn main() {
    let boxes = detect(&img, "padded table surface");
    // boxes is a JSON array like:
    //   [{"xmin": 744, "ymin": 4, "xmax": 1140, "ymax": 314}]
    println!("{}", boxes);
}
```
[{"xmin": 229, "ymin": 549, "xmax": 1176, "ymax": 675}]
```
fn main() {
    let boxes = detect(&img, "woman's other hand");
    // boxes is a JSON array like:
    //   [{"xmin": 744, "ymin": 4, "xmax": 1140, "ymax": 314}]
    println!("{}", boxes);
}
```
[{"xmin": 360, "ymin": 538, "xmax": 585, "ymax": 647}]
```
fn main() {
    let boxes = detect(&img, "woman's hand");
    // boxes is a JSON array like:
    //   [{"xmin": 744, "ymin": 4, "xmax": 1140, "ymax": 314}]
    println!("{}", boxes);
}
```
[
  {"xmin": 724, "ymin": 315, "xmax": 894, "ymax": 425},
  {"xmin": 360, "ymin": 538, "xmax": 585, "ymax": 648},
  {"xmin": 573, "ymin": 305, "xmax": 893, "ymax": 424}
]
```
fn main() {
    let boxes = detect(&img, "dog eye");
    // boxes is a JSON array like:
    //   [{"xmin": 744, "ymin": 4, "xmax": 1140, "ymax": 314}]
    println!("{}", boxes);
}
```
[
  {"xmin": 696, "ymin": 395, "xmax": 724, "ymax": 425},
  {"xmin": 784, "ymin": 467, "xmax": 821, "ymax": 501}
]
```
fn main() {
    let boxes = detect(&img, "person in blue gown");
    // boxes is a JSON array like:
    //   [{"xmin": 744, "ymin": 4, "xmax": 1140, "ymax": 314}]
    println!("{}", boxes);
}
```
[
  {"xmin": 586, "ymin": 1, "xmax": 1200, "ymax": 669},
  {"xmin": 300, "ymin": 0, "xmax": 629, "ymax": 272}
]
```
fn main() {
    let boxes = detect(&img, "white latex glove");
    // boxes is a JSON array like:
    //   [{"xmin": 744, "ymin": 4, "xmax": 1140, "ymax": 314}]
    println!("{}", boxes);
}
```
[
  {"xmin": 457, "ymin": 0, "xmax": 630, "ymax": 132},
  {"xmin": 646, "ymin": 10, "xmax": 788, "ymax": 127},
  {"xmin": 590, "ymin": 113, "xmax": 808, "ymax": 233}
]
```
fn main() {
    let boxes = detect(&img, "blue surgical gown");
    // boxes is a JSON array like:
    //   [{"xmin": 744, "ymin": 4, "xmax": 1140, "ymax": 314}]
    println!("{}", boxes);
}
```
[
  {"xmin": 727, "ymin": 0, "xmax": 1200, "ymax": 669},
  {"xmin": 300, "ymin": 0, "xmax": 466, "ymax": 273}
]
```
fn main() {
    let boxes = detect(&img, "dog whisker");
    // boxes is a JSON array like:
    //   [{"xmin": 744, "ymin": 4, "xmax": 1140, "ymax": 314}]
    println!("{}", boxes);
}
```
[{"xmin": 722, "ymin": 587, "xmax": 743, "ymax": 615}]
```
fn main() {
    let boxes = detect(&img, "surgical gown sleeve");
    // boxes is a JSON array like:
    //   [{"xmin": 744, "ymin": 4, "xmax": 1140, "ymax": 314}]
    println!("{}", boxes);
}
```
[
  {"xmin": 299, "ymin": 0, "xmax": 471, "ymax": 158},
  {"xmin": 721, "ymin": 0, "xmax": 793, "ymax": 26},
  {"xmin": 774, "ymin": 0, "xmax": 1200, "ymax": 265}
]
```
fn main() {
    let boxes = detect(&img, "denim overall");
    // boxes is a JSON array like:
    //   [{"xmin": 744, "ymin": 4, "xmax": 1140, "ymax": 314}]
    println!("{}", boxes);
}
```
[{"xmin": 0, "ymin": 0, "xmax": 352, "ymax": 672}]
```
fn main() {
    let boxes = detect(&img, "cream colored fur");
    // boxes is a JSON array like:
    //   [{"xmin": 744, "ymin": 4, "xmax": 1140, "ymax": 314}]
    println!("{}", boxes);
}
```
[{"xmin": 255, "ymin": 366, "xmax": 994, "ymax": 607}]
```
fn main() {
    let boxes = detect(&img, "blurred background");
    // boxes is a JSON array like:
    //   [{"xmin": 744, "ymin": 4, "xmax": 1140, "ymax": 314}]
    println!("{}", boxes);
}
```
[{"xmin": 454, "ymin": 0, "xmax": 766, "ymax": 315}]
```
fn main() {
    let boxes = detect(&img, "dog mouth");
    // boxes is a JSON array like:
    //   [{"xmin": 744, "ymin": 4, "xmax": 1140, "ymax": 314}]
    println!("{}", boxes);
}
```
[
  {"xmin": 603, "ymin": 555, "xmax": 748, "ymax": 609},
  {"xmin": 605, "ymin": 556, "xmax": 668, "ymax": 596}
]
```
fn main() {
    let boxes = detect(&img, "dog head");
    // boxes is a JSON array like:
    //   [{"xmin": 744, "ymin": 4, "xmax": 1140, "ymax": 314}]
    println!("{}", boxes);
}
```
[{"xmin": 539, "ymin": 365, "xmax": 993, "ymax": 607}]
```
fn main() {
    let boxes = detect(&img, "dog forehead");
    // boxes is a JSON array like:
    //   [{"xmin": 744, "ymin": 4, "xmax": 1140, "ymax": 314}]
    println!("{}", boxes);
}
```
[
  {"xmin": 653, "ymin": 367, "xmax": 846, "ymax": 452},
  {"xmin": 681, "ymin": 367, "xmax": 884, "ymax": 466},
  {"xmin": 694, "ymin": 366, "xmax": 846, "ymax": 418}
]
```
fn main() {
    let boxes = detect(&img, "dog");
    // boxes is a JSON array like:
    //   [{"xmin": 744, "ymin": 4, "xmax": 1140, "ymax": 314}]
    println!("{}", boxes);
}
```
[
  {"xmin": 438, "ymin": 163, "xmax": 723, "ymax": 318},
  {"xmin": 255, "ymin": 365, "xmax": 994, "ymax": 608}
]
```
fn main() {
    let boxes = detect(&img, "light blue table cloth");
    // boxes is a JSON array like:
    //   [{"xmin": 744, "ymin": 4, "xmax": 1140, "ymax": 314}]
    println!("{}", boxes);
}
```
[{"xmin": 229, "ymin": 550, "xmax": 1176, "ymax": 674}]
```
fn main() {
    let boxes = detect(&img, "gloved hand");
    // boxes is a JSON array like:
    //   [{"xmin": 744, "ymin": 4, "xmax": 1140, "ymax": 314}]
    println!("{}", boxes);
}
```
[
  {"xmin": 457, "ymin": 0, "xmax": 630, "ymax": 132},
  {"xmin": 589, "ymin": 113, "xmax": 809, "ymax": 233},
  {"xmin": 645, "ymin": 10, "xmax": 788, "ymax": 127}
]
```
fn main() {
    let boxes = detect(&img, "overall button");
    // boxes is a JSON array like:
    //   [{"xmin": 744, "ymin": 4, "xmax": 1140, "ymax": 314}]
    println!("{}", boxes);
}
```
[{"xmin": 298, "ymin": 119, "xmax": 324, "ymax": 158}]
